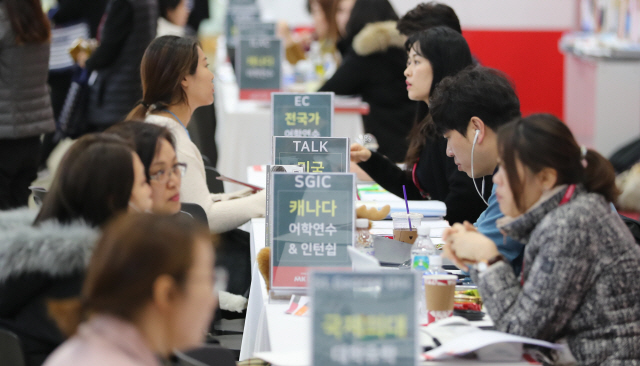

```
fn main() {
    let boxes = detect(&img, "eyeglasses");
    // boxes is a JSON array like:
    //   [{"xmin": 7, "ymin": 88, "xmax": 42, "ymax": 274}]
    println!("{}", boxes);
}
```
[{"xmin": 149, "ymin": 162, "xmax": 187, "ymax": 184}]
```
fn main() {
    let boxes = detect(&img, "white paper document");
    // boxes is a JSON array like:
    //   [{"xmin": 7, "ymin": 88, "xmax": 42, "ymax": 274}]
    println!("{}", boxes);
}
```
[{"xmin": 424, "ymin": 330, "xmax": 565, "ymax": 360}]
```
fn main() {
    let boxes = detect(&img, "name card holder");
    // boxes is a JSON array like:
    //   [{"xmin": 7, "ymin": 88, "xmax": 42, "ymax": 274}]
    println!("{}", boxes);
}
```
[{"xmin": 269, "ymin": 173, "xmax": 355, "ymax": 297}]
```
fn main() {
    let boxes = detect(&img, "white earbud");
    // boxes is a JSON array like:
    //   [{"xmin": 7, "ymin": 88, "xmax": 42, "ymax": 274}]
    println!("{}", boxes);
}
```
[{"xmin": 471, "ymin": 129, "xmax": 488, "ymax": 206}]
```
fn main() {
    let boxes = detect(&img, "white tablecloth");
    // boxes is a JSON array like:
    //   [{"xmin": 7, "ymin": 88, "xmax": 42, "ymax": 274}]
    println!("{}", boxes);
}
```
[{"xmin": 240, "ymin": 219, "xmax": 538, "ymax": 366}]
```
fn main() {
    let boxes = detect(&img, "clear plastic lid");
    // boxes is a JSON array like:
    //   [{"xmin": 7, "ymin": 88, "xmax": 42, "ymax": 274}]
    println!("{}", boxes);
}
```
[{"xmin": 356, "ymin": 218, "xmax": 369, "ymax": 228}]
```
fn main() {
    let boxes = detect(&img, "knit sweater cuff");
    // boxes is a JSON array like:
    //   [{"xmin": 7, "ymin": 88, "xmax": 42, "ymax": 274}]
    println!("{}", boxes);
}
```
[{"xmin": 472, "ymin": 260, "xmax": 516, "ymax": 295}]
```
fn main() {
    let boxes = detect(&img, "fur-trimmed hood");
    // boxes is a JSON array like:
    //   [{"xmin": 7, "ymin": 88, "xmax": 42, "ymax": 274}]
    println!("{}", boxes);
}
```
[
  {"xmin": 352, "ymin": 20, "xmax": 406, "ymax": 57},
  {"xmin": 0, "ymin": 208, "xmax": 98, "ymax": 283}
]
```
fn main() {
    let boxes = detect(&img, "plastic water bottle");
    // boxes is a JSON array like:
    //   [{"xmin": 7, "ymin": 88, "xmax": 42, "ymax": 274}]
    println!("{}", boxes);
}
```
[
  {"xmin": 411, "ymin": 225, "xmax": 436, "ymax": 274},
  {"xmin": 355, "ymin": 219, "xmax": 374, "ymax": 256},
  {"xmin": 425, "ymin": 255, "xmax": 447, "ymax": 275}
]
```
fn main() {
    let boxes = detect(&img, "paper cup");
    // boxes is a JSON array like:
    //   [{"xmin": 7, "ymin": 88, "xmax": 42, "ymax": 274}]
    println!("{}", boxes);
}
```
[{"xmin": 424, "ymin": 274, "xmax": 457, "ymax": 324}]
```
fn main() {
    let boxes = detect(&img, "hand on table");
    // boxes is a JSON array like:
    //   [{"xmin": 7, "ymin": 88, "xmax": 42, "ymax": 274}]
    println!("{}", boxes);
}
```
[
  {"xmin": 442, "ymin": 221, "xmax": 499, "ymax": 271},
  {"xmin": 350, "ymin": 143, "xmax": 372, "ymax": 163}
]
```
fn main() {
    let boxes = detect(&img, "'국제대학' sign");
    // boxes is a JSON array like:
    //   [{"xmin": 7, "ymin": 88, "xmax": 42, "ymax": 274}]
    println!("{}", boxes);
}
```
[
  {"xmin": 272, "ymin": 92, "xmax": 334, "ymax": 137},
  {"xmin": 273, "ymin": 137, "xmax": 349, "ymax": 173},
  {"xmin": 269, "ymin": 173, "xmax": 354, "ymax": 292},
  {"xmin": 236, "ymin": 38, "xmax": 282, "ymax": 101},
  {"xmin": 311, "ymin": 272, "xmax": 418, "ymax": 366}
]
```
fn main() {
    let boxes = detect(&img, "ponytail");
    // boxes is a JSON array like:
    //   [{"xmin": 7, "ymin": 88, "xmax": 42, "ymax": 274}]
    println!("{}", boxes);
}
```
[
  {"xmin": 126, "ymin": 102, "xmax": 150, "ymax": 120},
  {"xmin": 497, "ymin": 114, "xmax": 621, "ymax": 211},
  {"xmin": 584, "ymin": 149, "xmax": 620, "ymax": 203}
]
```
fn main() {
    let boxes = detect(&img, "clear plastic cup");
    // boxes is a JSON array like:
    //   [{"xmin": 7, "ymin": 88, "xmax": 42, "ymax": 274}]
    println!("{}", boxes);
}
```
[{"xmin": 391, "ymin": 212, "xmax": 423, "ymax": 244}]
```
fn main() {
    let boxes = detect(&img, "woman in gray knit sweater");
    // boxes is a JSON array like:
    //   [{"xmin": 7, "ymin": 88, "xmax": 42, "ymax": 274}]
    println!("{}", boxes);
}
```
[{"xmin": 443, "ymin": 114, "xmax": 640, "ymax": 365}]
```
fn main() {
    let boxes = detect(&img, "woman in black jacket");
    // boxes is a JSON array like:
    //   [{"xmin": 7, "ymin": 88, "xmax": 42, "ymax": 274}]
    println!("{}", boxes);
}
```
[
  {"xmin": 350, "ymin": 27, "xmax": 490, "ymax": 225},
  {"xmin": 319, "ymin": 0, "xmax": 415, "ymax": 163},
  {"xmin": 79, "ymin": 0, "xmax": 157, "ymax": 130},
  {"xmin": 0, "ymin": 134, "xmax": 152, "ymax": 366}
]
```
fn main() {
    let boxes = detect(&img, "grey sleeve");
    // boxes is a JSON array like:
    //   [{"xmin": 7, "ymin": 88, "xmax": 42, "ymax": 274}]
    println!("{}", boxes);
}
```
[{"xmin": 473, "ymin": 219, "xmax": 592, "ymax": 341}]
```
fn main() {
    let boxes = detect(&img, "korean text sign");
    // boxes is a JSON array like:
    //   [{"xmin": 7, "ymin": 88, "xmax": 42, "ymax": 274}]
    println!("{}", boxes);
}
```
[
  {"xmin": 269, "ymin": 173, "xmax": 354, "ymax": 291},
  {"xmin": 236, "ymin": 38, "xmax": 282, "ymax": 100},
  {"xmin": 272, "ymin": 92, "xmax": 334, "ymax": 137},
  {"xmin": 311, "ymin": 272, "xmax": 418, "ymax": 366},
  {"xmin": 273, "ymin": 137, "xmax": 349, "ymax": 173},
  {"xmin": 225, "ymin": 5, "xmax": 260, "ymax": 47}
]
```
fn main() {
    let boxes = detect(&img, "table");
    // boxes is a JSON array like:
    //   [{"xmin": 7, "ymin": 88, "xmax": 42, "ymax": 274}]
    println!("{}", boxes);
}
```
[{"xmin": 240, "ymin": 219, "xmax": 539, "ymax": 365}]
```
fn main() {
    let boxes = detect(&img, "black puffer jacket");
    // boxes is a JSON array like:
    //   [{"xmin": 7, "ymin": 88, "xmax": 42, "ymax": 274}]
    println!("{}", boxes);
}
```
[
  {"xmin": 86, "ymin": 0, "xmax": 157, "ymax": 128},
  {"xmin": 319, "ymin": 21, "xmax": 416, "ymax": 163}
]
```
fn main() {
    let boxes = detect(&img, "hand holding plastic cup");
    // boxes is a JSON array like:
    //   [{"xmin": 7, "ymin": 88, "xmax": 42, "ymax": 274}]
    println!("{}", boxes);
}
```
[
  {"xmin": 424, "ymin": 274, "xmax": 457, "ymax": 324},
  {"xmin": 391, "ymin": 212, "xmax": 423, "ymax": 244}
]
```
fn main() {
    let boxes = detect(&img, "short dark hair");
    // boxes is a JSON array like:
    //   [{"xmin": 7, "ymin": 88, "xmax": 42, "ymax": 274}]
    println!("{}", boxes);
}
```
[
  {"xmin": 498, "ymin": 114, "xmax": 619, "ymax": 210},
  {"xmin": 158, "ymin": 0, "xmax": 182, "ymax": 19},
  {"xmin": 344, "ymin": 0, "xmax": 398, "ymax": 44},
  {"xmin": 107, "ymin": 121, "xmax": 176, "ymax": 181},
  {"xmin": 34, "ymin": 134, "xmax": 136, "ymax": 227},
  {"xmin": 430, "ymin": 67, "xmax": 521, "ymax": 137},
  {"xmin": 397, "ymin": 2, "xmax": 461, "ymax": 36}
]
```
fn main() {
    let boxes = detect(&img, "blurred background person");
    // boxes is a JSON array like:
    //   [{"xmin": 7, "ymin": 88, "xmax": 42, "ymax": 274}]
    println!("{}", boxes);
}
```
[
  {"xmin": 319, "ymin": 0, "xmax": 415, "ymax": 163},
  {"xmin": 78, "ymin": 0, "xmax": 158, "ymax": 131},
  {"xmin": 279, "ymin": 0, "xmax": 339, "ymax": 65},
  {"xmin": 44, "ymin": 214, "xmax": 219, "ymax": 366},
  {"xmin": 0, "ymin": 0, "xmax": 54, "ymax": 209},
  {"xmin": 0, "ymin": 134, "xmax": 152, "ymax": 366},
  {"xmin": 40, "ymin": 0, "xmax": 110, "ymax": 170},
  {"xmin": 157, "ymin": 0, "xmax": 192, "ymax": 37}
]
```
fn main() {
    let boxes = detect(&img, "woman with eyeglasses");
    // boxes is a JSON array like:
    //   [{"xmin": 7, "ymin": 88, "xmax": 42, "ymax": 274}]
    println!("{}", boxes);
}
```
[
  {"xmin": 43, "ymin": 214, "xmax": 222, "ymax": 366},
  {"xmin": 108, "ymin": 121, "xmax": 186, "ymax": 215},
  {"xmin": 107, "ymin": 120, "xmax": 248, "ymax": 313},
  {"xmin": 128, "ymin": 35, "xmax": 266, "ymax": 234},
  {"xmin": 0, "ymin": 134, "xmax": 152, "ymax": 366}
]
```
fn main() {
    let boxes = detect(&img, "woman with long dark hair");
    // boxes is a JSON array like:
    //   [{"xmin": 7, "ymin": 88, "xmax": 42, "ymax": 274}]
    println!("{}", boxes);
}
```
[
  {"xmin": 319, "ymin": 0, "xmax": 415, "ymax": 162},
  {"xmin": 0, "ymin": 134, "xmax": 152, "ymax": 366},
  {"xmin": 443, "ymin": 114, "xmax": 640, "ymax": 365},
  {"xmin": 0, "ymin": 0, "xmax": 54, "ymax": 209},
  {"xmin": 350, "ymin": 27, "xmax": 488, "ymax": 224},
  {"xmin": 129, "ymin": 36, "xmax": 266, "ymax": 235}
]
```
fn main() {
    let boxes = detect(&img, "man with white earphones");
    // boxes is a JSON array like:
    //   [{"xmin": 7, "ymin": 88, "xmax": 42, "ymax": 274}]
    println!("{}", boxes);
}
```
[{"xmin": 429, "ymin": 66, "xmax": 525, "ymax": 273}]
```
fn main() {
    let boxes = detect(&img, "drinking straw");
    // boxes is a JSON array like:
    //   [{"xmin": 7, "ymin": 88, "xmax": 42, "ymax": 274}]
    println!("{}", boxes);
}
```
[{"xmin": 402, "ymin": 185, "xmax": 412, "ymax": 230}]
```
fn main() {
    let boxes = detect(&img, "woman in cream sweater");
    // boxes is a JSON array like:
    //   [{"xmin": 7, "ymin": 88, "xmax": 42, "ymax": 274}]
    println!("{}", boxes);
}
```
[{"xmin": 128, "ymin": 36, "xmax": 265, "ymax": 234}]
